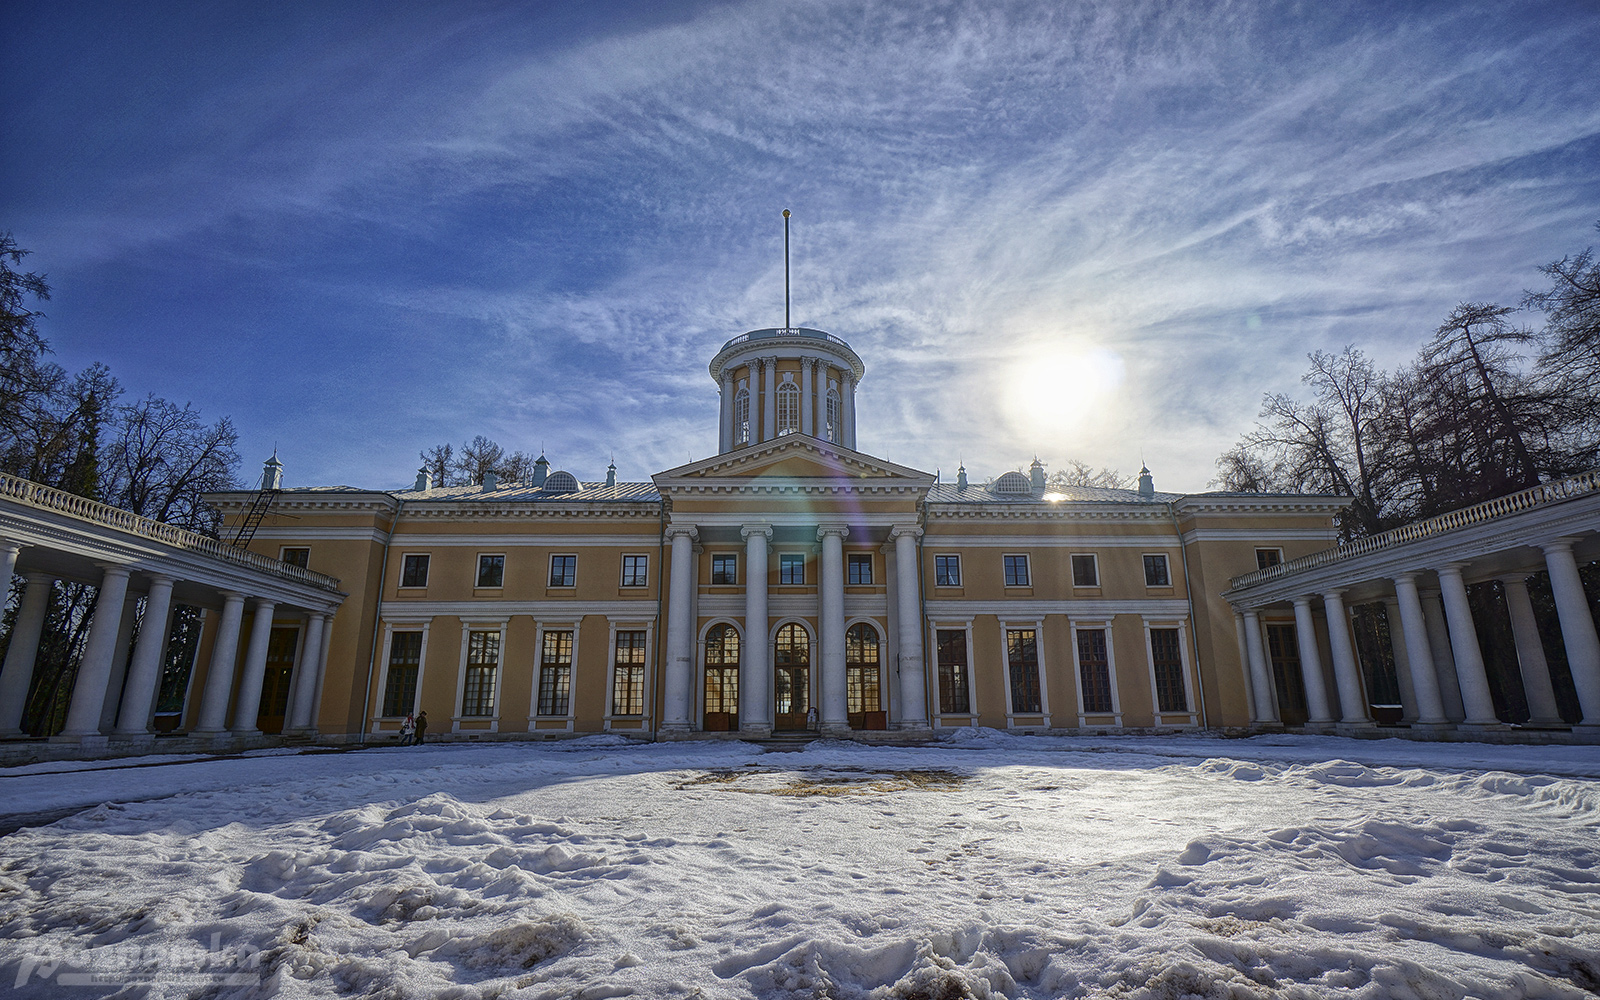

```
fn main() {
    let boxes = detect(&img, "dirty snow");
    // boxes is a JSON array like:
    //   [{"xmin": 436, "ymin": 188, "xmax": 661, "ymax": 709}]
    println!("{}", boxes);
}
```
[{"xmin": 1, "ymin": 732, "xmax": 1598, "ymax": 998}]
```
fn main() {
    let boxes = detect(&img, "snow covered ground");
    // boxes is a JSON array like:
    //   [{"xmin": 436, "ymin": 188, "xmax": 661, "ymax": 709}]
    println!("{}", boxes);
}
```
[{"xmin": 2, "ymin": 733, "xmax": 1598, "ymax": 999}]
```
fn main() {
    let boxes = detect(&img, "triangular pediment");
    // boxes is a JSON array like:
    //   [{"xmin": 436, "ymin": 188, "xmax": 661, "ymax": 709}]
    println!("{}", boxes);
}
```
[{"xmin": 653, "ymin": 437, "xmax": 934, "ymax": 487}]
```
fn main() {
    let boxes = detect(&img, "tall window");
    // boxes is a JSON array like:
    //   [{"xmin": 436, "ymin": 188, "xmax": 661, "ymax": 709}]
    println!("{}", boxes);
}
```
[
  {"xmin": 734, "ymin": 388, "xmax": 751, "ymax": 446},
  {"xmin": 1077, "ymin": 628, "xmax": 1113, "ymax": 713},
  {"xmin": 538, "ymin": 629, "xmax": 574, "ymax": 716},
  {"xmin": 846, "ymin": 623, "xmax": 881, "ymax": 719},
  {"xmin": 384, "ymin": 631, "xmax": 423, "ymax": 717},
  {"xmin": 477, "ymin": 554, "xmax": 505, "ymax": 588},
  {"xmin": 400, "ymin": 553, "xmax": 430, "ymax": 588},
  {"xmin": 774, "ymin": 623, "xmax": 810, "ymax": 718},
  {"xmin": 549, "ymin": 555, "xmax": 576, "ymax": 587},
  {"xmin": 1150, "ymin": 628, "xmax": 1187, "ymax": 712},
  {"xmin": 825, "ymin": 388, "xmax": 841, "ymax": 443},
  {"xmin": 621, "ymin": 554, "xmax": 648, "ymax": 588},
  {"xmin": 936, "ymin": 629, "xmax": 970, "ymax": 714},
  {"xmin": 461, "ymin": 631, "xmax": 500, "ymax": 716},
  {"xmin": 776, "ymin": 380, "xmax": 800, "ymax": 435},
  {"xmin": 1004, "ymin": 554, "xmax": 1030, "ymax": 587},
  {"xmin": 1007, "ymin": 628, "xmax": 1041, "ymax": 714},
  {"xmin": 612, "ymin": 630, "xmax": 646, "ymax": 716},
  {"xmin": 712, "ymin": 554, "xmax": 738, "ymax": 585},
  {"xmin": 1143, "ymin": 554, "xmax": 1170, "ymax": 587},
  {"xmin": 780, "ymin": 553, "xmax": 805, "ymax": 585},
  {"xmin": 704, "ymin": 624, "xmax": 740, "ymax": 717},
  {"xmin": 935, "ymin": 555, "xmax": 961, "ymax": 587},
  {"xmin": 1071, "ymin": 554, "xmax": 1099, "ymax": 587},
  {"xmin": 847, "ymin": 553, "xmax": 873, "ymax": 585}
]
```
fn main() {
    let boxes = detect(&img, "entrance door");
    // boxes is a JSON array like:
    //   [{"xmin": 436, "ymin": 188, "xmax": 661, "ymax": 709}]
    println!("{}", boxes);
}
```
[
  {"xmin": 773, "ymin": 623, "xmax": 810, "ymax": 731},
  {"xmin": 1266, "ymin": 624, "xmax": 1309, "ymax": 727},
  {"xmin": 256, "ymin": 626, "xmax": 301, "ymax": 734},
  {"xmin": 846, "ymin": 622, "xmax": 885, "ymax": 730},
  {"xmin": 703, "ymin": 623, "xmax": 740, "ymax": 731}
]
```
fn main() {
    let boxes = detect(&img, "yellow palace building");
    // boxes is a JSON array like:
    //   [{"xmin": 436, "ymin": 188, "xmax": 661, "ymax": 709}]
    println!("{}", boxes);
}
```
[{"xmin": 204, "ymin": 326, "xmax": 1351, "ymax": 742}]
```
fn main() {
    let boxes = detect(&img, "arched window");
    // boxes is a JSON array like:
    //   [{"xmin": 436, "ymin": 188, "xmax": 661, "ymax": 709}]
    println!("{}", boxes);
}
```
[
  {"xmin": 734, "ymin": 388, "xmax": 751, "ymax": 446},
  {"xmin": 825, "ymin": 388, "xmax": 841, "ymax": 444},
  {"xmin": 774, "ymin": 622, "xmax": 810, "ymax": 727},
  {"xmin": 776, "ymin": 381, "xmax": 800, "ymax": 435},
  {"xmin": 704, "ymin": 624, "xmax": 740, "ymax": 729},
  {"xmin": 846, "ymin": 623, "xmax": 881, "ymax": 725}
]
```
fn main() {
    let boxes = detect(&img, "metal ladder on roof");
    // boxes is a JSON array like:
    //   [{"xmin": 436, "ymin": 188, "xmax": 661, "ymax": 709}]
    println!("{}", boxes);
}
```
[{"xmin": 231, "ymin": 478, "xmax": 280, "ymax": 549}]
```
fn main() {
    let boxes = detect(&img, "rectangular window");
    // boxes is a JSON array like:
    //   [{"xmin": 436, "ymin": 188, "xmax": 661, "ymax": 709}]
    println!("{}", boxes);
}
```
[
  {"xmin": 1077, "ymin": 628, "xmax": 1113, "ymax": 714},
  {"xmin": 549, "ymin": 554, "xmax": 576, "ymax": 588},
  {"xmin": 1006, "ymin": 628, "xmax": 1042, "ymax": 714},
  {"xmin": 1256, "ymin": 548, "xmax": 1283, "ymax": 569},
  {"xmin": 538, "ymin": 630, "xmax": 574, "ymax": 716},
  {"xmin": 621, "ymin": 554, "xmax": 649, "ymax": 588},
  {"xmin": 935, "ymin": 554, "xmax": 961, "ymax": 587},
  {"xmin": 280, "ymin": 547, "xmax": 310, "ymax": 569},
  {"xmin": 383, "ymin": 631, "xmax": 422, "ymax": 717},
  {"xmin": 461, "ymin": 631, "xmax": 500, "ymax": 716},
  {"xmin": 936, "ymin": 629, "xmax": 971, "ymax": 714},
  {"xmin": 612, "ymin": 629, "xmax": 646, "ymax": 716},
  {"xmin": 1143, "ymin": 554, "xmax": 1170, "ymax": 588},
  {"xmin": 400, "ymin": 553, "xmax": 430, "ymax": 588},
  {"xmin": 712, "ymin": 554, "xmax": 738, "ymax": 585},
  {"xmin": 780, "ymin": 553, "xmax": 805, "ymax": 585},
  {"xmin": 1071, "ymin": 554, "xmax": 1099, "ymax": 587},
  {"xmin": 476, "ymin": 554, "xmax": 505, "ymax": 589},
  {"xmin": 847, "ymin": 553, "xmax": 873, "ymax": 585},
  {"xmin": 1151, "ymin": 628, "xmax": 1188, "ymax": 713},
  {"xmin": 1003, "ymin": 554, "xmax": 1030, "ymax": 587}
]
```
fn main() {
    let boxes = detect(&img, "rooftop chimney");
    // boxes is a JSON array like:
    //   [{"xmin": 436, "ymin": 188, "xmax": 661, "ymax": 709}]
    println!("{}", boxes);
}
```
[
  {"xmin": 1030, "ymin": 457, "xmax": 1046, "ymax": 494},
  {"xmin": 415, "ymin": 467, "xmax": 432, "ymax": 492},
  {"xmin": 263, "ymin": 453, "xmax": 283, "ymax": 491},
  {"xmin": 1138, "ymin": 465, "xmax": 1154, "ymax": 498},
  {"xmin": 532, "ymin": 453, "xmax": 549, "ymax": 488},
  {"xmin": 483, "ymin": 471, "xmax": 498, "ymax": 491}
]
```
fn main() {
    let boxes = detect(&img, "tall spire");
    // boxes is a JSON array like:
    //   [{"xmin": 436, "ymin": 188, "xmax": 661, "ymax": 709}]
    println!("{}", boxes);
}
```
[{"xmin": 783, "ymin": 208, "xmax": 791, "ymax": 330}]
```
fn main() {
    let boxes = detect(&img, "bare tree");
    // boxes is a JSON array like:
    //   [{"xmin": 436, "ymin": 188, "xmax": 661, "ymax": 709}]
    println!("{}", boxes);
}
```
[
  {"xmin": 420, "ymin": 443, "xmax": 454, "ymax": 488},
  {"xmin": 1526, "ymin": 223, "xmax": 1600, "ymax": 455},
  {"xmin": 100, "ymin": 396, "xmax": 241, "ymax": 534},
  {"xmin": 1048, "ymin": 460, "xmax": 1130, "ymax": 489},
  {"xmin": 500, "ymin": 449, "xmax": 536, "ymax": 483},
  {"xmin": 454, "ymin": 435, "xmax": 505, "ymax": 485}
]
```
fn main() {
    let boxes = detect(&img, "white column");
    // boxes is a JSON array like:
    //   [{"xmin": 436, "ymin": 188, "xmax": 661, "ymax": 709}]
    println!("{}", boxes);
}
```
[
  {"xmin": 1420, "ymin": 588, "xmax": 1465, "ymax": 721},
  {"xmin": 0, "ymin": 541, "xmax": 21, "ymax": 603},
  {"xmin": 892, "ymin": 526, "xmax": 928, "ymax": 729},
  {"xmin": 1322, "ymin": 590, "xmax": 1372, "ymax": 725},
  {"xmin": 740, "ymin": 524, "xmax": 772, "ymax": 733},
  {"xmin": 817, "ymin": 525, "xmax": 849, "ymax": 734},
  {"xmin": 1292, "ymin": 597, "xmax": 1334, "ymax": 724},
  {"xmin": 816, "ymin": 364, "xmax": 830, "ymax": 441},
  {"xmin": 1499, "ymin": 574, "xmax": 1564, "ymax": 727},
  {"xmin": 312, "ymin": 613, "xmax": 334, "ymax": 728},
  {"xmin": 0, "ymin": 572, "xmax": 52, "ymax": 737},
  {"xmin": 55, "ymin": 565, "xmax": 134, "ymax": 740},
  {"xmin": 114, "ymin": 574, "xmax": 175, "ymax": 736},
  {"xmin": 286, "ymin": 612, "xmax": 327, "ymax": 732},
  {"xmin": 662, "ymin": 525, "xmax": 698, "ymax": 731},
  {"xmin": 800, "ymin": 358, "xmax": 814, "ymax": 438},
  {"xmin": 718, "ymin": 373, "xmax": 732, "ymax": 453},
  {"xmin": 99, "ymin": 595, "xmax": 142, "ymax": 731},
  {"xmin": 1541, "ymin": 538, "xmax": 1600, "ymax": 729},
  {"xmin": 842, "ymin": 374, "xmax": 857, "ymax": 449},
  {"xmin": 1392, "ymin": 574, "xmax": 1448, "ymax": 726},
  {"xmin": 1436, "ymin": 563, "xmax": 1500, "ymax": 726},
  {"xmin": 231, "ymin": 599, "xmax": 277, "ymax": 734},
  {"xmin": 761, "ymin": 357, "xmax": 777, "ymax": 443},
  {"xmin": 194, "ymin": 591, "xmax": 246, "ymax": 734},
  {"xmin": 1233, "ymin": 611, "xmax": 1257, "ymax": 721},
  {"xmin": 1241, "ymin": 609, "xmax": 1277, "ymax": 723},
  {"xmin": 1383, "ymin": 596, "xmax": 1418, "ymax": 723}
]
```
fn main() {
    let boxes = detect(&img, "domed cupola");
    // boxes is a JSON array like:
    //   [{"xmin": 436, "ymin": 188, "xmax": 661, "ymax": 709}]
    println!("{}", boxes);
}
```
[{"xmin": 709, "ymin": 328, "xmax": 865, "ymax": 454}]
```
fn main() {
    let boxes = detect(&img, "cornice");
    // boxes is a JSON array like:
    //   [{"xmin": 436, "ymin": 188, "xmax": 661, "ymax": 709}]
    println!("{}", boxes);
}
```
[{"xmin": 924, "ymin": 505, "xmax": 1172, "ymax": 522}]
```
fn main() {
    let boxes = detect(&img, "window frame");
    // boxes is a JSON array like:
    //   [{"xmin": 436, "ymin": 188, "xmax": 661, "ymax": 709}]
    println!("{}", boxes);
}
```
[
  {"xmin": 779, "ymin": 552, "xmax": 806, "ymax": 586},
  {"xmin": 701, "ymin": 620, "xmax": 742, "ymax": 721},
  {"xmin": 620, "ymin": 553, "xmax": 649, "ymax": 588},
  {"xmin": 1143, "ymin": 619, "xmax": 1196, "ymax": 722},
  {"xmin": 609, "ymin": 626, "xmax": 648, "ymax": 718},
  {"xmin": 1002, "ymin": 623, "xmax": 1046, "ymax": 720},
  {"xmin": 1070, "ymin": 553, "xmax": 1100, "ymax": 588},
  {"xmin": 399, "ymin": 552, "xmax": 430, "ymax": 589},
  {"xmin": 934, "ymin": 554, "xmax": 962, "ymax": 587},
  {"xmin": 459, "ymin": 627, "xmax": 502, "ymax": 718},
  {"xmin": 1255, "ymin": 547, "xmax": 1284, "ymax": 570},
  {"xmin": 933, "ymin": 622, "xmax": 975, "ymax": 718},
  {"xmin": 1002, "ymin": 553, "xmax": 1031, "ymax": 588},
  {"xmin": 1070, "ymin": 618, "xmax": 1121, "ymax": 724},
  {"xmin": 711, "ymin": 553, "xmax": 738, "ymax": 586},
  {"xmin": 475, "ymin": 553, "xmax": 506, "ymax": 589},
  {"xmin": 847, "ymin": 553, "xmax": 873, "ymax": 586},
  {"xmin": 548, "ymin": 553, "xmax": 577, "ymax": 589},
  {"xmin": 1142, "ymin": 553, "xmax": 1170, "ymax": 588},
  {"xmin": 734, "ymin": 385, "xmax": 752, "ymax": 446},
  {"xmin": 776, "ymin": 378, "xmax": 800, "ymax": 436},
  {"xmin": 279, "ymin": 546, "xmax": 310, "ymax": 569},
  {"xmin": 376, "ymin": 622, "xmax": 430, "ymax": 721}
]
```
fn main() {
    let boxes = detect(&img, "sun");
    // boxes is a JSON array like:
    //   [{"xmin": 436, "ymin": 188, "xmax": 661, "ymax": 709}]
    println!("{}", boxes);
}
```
[{"xmin": 1004, "ymin": 346, "xmax": 1125, "ymax": 438}]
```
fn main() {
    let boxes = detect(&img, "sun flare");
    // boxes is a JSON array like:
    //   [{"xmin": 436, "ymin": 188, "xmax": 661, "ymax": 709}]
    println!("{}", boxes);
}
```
[{"xmin": 1004, "ymin": 346, "xmax": 1125, "ymax": 438}]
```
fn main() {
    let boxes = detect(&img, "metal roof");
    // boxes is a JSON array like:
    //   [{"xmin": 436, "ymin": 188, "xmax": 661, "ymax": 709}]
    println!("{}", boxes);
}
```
[
  {"xmin": 390, "ymin": 482, "xmax": 662, "ymax": 503},
  {"xmin": 926, "ymin": 483, "xmax": 1183, "ymax": 505}
]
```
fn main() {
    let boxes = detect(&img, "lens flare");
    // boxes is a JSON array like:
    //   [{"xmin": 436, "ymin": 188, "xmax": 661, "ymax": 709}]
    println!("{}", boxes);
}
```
[{"xmin": 1004, "ymin": 347, "xmax": 1125, "ymax": 437}]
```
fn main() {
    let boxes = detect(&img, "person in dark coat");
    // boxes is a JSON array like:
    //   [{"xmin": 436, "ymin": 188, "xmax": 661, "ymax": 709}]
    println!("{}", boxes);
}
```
[{"xmin": 414, "ymin": 710, "xmax": 428, "ymax": 744}]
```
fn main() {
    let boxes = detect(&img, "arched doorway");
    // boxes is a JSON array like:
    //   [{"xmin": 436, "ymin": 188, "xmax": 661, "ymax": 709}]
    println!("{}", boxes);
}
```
[
  {"xmin": 846, "ymin": 622, "xmax": 885, "ymax": 730},
  {"xmin": 256, "ymin": 625, "xmax": 302, "ymax": 734},
  {"xmin": 703, "ymin": 623, "xmax": 740, "ymax": 731},
  {"xmin": 773, "ymin": 622, "xmax": 810, "ymax": 731}
]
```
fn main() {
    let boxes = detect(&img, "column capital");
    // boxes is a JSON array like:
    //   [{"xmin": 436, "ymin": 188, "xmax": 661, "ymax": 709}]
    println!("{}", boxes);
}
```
[
  {"xmin": 250, "ymin": 596, "xmax": 276, "ymax": 611},
  {"xmin": 1320, "ymin": 588, "xmax": 1348, "ymax": 600},
  {"xmin": 1497, "ymin": 572, "xmax": 1532, "ymax": 586},
  {"xmin": 816, "ymin": 524, "xmax": 850, "ymax": 541},
  {"xmin": 96, "ymin": 563, "xmax": 134, "ymax": 579},
  {"xmin": 218, "ymin": 589, "xmax": 245, "ymax": 602},
  {"xmin": 1241, "ymin": 606, "xmax": 1262, "ymax": 620},
  {"xmin": 22, "ymin": 571, "xmax": 53, "ymax": 585},
  {"xmin": 1436, "ymin": 561, "xmax": 1469, "ymax": 576},
  {"xmin": 1391, "ymin": 572, "xmax": 1420, "ymax": 586},
  {"xmin": 665, "ymin": 524, "xmax": 700, "ymax": 542},
  {"xmin": 1540, "ymin": 536, "xmax": 1581, "ymax": 555},
  {"xmin": 0, "ymin": 540, "xmax": 24, "ymax": 555},
  {"xmin": 1292, "ymin": 595, "xmax": 1315, "ymax": 608},
  {"xmin": 740, "ymin": 523, "xmax": 773, "ymax": 540},
  {"xmin": 145, "ymin": 572, "xmax": 176, "ymax": 586},
  {"xmin": 888, "ymin": 524, "xmax": 923, "ymax": 541}
]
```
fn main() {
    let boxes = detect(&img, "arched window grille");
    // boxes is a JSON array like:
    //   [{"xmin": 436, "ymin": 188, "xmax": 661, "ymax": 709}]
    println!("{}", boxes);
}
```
[
  {"xmin": 776, "ymin": 381, "xmax": 800, "ymax": 435},
  {"xmin": 825, "ymin": 388, "xmax": 841, "ymax": 444},
  {"xmin": 846, "ymin": 622, "xmax": 880, "ymax": 720},
  {"xmin": 734, "ymin": 388, "xmax": 751, "ymax": 446},
  {"xmin": 704, "ymin": 623, "xmax": 740, "ymax": 719}
]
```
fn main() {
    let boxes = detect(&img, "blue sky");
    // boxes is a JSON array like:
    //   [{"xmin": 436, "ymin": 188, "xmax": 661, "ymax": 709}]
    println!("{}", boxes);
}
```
[{"xmin": 3, "ymin": 1, "xmax": 1598, "ymax": 493}]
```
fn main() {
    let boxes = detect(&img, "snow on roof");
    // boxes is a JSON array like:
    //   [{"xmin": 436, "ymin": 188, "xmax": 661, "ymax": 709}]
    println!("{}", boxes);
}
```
[
  {"xmin": 390, "ymin": 481, "xmax": 661, "ymax": 503},
  {"xmin": 926, "ymin": 483, "xmax": 1184, "ymax": 505}
]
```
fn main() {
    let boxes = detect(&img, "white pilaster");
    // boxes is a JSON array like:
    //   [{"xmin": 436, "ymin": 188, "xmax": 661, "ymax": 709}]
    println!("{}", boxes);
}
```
[
  {"xmin": 0, "ymin": 572, "xmax": 52, "ymax": 737},
  {"xmin": 719, "ymin": 373, "xmax": 734, "ymax": 453},
  {"xmin": 800, "ymin": 358, "xmax": 813, "ymax": 438},
  {"xmin": 817, "ymin": 525, "xmax": 849, "ymax": 734},
  {"xmin": 1241, "ymin": 609, "xmax": 1277, "ymax": 723},
  {"xmin": 194, "ymin": 591, "xmax": 246, "ymax": 734},
  {"xmin": 231, "ymin": 598, "xmax": 277, "ymax": 735},
  {"xmin": 842, "ymin": 373, "xmax": 857, "ymax": 449},
  {"xmin": 662, "ymin": 525, "xmax": 698, "ymax": 731},
  {"xmin": 892, "ymin": 526, "xmax": 928, "ymax": 730},
  {"xmin": 1500, "ymin": 574, "xmax": 1564, "ymax": 727},
  {"xmin": 286, "ymin": 612, "xmax": 327, "ymax": 732},
  {"xmin": 55, "ymin": 565, "xmax": 133, "ymax": 741},
  {"xmin": 1322, "ymin": 589, "xmax": 1372, "ymax": 725},
  {"xmin": 816, "ymin": 363, "xmax": 829, "ymax": 441},
  {"xmin": 761, "ymin": 357, "xmax": 777, "ymax": 444},
  {"xmin": 99, "ymin": 595, "xmax": 142, "ymax": 732},
  {"xmin": 115, "ymin": 574, "xmax": 176, "ymax": 736},
  {"xmin": 1436, "ymin": 563, "xmax": 1500, "ymax": 727},
  {"xmin": 740, "ymin": 523, "xmax": 772, "ymax": 734},
  {"xmin": 1292, "ymin": 597, "xmax": 1335, "ymax": 724},
  {"xmin": 1541, "ymin": 538, "xmax": 1600, "ymax": 730},
  {"xmin": 1392, "ymin": 573, "xmax": 1448, "ymax": 726}
]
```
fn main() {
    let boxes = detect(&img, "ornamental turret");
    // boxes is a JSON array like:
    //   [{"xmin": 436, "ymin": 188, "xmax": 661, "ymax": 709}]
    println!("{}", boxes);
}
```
[{"xmin": 709, "ymin": 328, "xmax": 865, "ymax": 454}]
